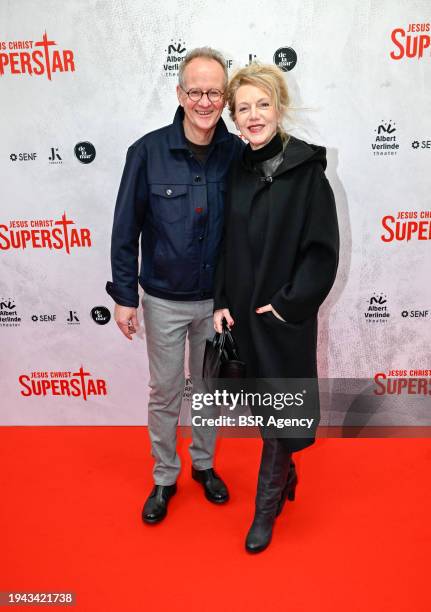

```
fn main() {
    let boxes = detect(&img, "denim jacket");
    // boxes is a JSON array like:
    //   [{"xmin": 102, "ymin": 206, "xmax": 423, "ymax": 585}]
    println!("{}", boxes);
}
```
[{"xmin": 106, "ymin": 106, "xmax": 243, "ymax": 307}]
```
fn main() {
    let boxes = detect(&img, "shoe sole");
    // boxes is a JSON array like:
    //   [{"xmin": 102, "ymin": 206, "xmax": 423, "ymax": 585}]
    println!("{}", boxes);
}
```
[
  {"xmin": 245, "ymin": 541, "xmax": 271, "ymax": 554},
  {"xmin": 142, "ymin": 512, "xmax": 167, "ymax": 525},
  {"xmin": 204, "ymin": 491, "xmax": 229, "ymax": 504}
]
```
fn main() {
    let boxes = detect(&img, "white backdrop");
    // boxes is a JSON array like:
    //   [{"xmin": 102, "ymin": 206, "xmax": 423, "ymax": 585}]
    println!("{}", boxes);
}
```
[{"xmin": 1, "ymin": 0, "xmax": 430, "ymax": 424}]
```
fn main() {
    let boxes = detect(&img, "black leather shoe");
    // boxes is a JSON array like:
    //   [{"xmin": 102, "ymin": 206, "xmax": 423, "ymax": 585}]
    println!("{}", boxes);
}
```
[
  {"xmin": 142, "ymin": 484, "xmax": 177, "ymax": 524},
  {"xmin": 191, "ymin": 467, "xmax": 229, "ymax": 504}
]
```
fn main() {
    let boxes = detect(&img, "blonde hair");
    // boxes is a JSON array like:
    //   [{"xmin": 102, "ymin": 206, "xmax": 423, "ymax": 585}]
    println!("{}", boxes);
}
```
[{"xmin": 226, "ymin": 63, "xmax": 290, "ymax": 141}]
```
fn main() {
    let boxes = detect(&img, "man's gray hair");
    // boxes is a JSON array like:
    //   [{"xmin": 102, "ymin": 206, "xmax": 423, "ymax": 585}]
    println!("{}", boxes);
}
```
[{"xmin": 178, "ymin": 47, "xmax": 228, "ymax": 89}]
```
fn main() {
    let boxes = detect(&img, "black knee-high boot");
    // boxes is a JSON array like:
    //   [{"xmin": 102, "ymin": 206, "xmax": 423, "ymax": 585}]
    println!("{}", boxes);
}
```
[{"xmin": 245, "ymin": 439, "xmax": 292, "ymax": 553}]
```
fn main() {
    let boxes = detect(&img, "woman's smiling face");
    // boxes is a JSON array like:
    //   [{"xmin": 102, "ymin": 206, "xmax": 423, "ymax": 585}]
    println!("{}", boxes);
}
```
[{"xmin": 234, "ymin": 84, "xmax": 280, "ymax": 150}]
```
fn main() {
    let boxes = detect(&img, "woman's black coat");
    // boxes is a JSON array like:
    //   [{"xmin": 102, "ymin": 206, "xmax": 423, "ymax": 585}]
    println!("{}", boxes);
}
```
[{"xmin": 214, "ymin": 136, "xmax": 339, "ymax": 452}]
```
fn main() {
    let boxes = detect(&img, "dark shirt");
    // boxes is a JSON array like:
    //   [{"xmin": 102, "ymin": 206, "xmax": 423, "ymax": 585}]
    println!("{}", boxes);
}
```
[{"xmin": 186, "ymin": 138, "xmax": 211, "ymax": 166}]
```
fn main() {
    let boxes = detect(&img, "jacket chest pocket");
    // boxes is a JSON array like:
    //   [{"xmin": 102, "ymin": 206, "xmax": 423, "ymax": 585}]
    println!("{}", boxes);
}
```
[{"xmin": 150, "ymin": 184, "xmax": 188, "ymax": 224}]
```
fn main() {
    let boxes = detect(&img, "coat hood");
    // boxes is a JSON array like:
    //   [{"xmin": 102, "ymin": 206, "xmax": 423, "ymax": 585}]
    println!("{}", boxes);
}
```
[{"xmin": 277, "ymin": 136, "xmax": 327, "ymax": 173}]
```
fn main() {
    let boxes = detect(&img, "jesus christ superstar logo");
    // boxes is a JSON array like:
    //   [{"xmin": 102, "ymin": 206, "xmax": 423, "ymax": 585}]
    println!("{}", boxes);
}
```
[
  {"xmin": 0, "ymin": 213, "xmax": 92, "ymax": 253},
  {"xmin": 0, "ymin": 32, "xmax": 75, "ymax": 80}
]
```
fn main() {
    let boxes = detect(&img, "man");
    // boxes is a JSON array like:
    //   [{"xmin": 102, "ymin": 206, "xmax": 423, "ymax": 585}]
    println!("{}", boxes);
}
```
[{"xmin": 106, "ymin": 47, "xmax": 243, "ymax": 524}]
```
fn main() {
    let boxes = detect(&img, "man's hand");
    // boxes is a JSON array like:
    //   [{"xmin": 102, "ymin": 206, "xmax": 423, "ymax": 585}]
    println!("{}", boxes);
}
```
[
  {"xmin": 255, "ymin": 304, "xmax": 286, "ymax": 322},
  {"xmin": 213, "ymin": 308, "xmax": 234, "ymax": 333},
  {"xmin": 114, "ymin": 304, "xmax": 139, "ymax": 340}
]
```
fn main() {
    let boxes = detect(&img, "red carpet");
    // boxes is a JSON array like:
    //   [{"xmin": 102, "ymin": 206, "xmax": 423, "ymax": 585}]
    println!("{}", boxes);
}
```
[{"xmin": 1, "ymin": 428, "xmax": 430, "ymax": 611}]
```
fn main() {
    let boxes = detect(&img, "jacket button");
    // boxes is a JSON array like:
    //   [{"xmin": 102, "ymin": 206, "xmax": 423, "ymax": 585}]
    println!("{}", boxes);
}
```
[
  {"xmin": 166, "ymin": 188, "xmax": 173, "ymax": 196},
  {"xmin": 198, "ymin": 235, "xmax": 204, "ymax": 241},
  {"xmin": 194, "ymin": 176, "xmax": 201, "ymax": 183}
]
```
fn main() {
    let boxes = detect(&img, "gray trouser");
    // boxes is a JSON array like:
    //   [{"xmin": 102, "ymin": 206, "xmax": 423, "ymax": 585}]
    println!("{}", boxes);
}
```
[{"xmin": 142, "ymin": 293, "xmax": 217, "ymax": 485}]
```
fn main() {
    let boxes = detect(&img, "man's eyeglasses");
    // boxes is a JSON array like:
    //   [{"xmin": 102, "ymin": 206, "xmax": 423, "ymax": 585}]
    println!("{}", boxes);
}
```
[{"xmin": 180, "ymin": 87, "xmax": 224, "ymax": 103}]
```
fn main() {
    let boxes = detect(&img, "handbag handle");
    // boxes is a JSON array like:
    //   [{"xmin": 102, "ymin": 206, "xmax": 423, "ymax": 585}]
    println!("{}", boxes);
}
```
[{"xmin": 212, "ymin": 319, "xmax": 240, "ymax": 361}]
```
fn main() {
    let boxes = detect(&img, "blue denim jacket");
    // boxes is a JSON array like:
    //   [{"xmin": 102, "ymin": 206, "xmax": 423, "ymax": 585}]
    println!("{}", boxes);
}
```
[{"xmin": 106, "ymin": 107, "xmax": 243, "ymax": 307}]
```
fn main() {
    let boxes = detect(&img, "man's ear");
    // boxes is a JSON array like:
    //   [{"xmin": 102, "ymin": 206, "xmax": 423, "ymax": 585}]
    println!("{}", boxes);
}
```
[{"xmin": 176, "ymin": 85, "xmax": 184, "ymax": 107}]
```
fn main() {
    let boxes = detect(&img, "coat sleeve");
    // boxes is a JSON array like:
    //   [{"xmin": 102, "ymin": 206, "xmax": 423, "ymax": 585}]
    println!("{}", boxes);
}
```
[
  {"xmin": 105, "ymin": 145, "xmax": 148, "ymax": 308},
  {"xmin": 213, "ymin": 239, "xmax": 228, "ymax": 311},
  {"xmin": 271, "ymin": 169, "xmax": 339, "ymax": 323},
  {"xmin": 213, "ymin": 170, "xmax": 234, "ymax": 312}
]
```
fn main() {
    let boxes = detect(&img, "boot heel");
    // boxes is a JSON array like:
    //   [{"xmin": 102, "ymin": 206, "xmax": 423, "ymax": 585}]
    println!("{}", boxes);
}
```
[
  {"xmin": 287, "ymin": 475, "xmax": 298, "ymax": 501},
  {"xmin": 287, "ymin": 485, "xmax": 296, "ymax": 501}
]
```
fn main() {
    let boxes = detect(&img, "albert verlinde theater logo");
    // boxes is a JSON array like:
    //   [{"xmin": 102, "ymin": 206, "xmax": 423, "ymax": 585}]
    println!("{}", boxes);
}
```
[
  {"xmin": 164, "ymin": 39, "xmax": 186, "ymax": 77},
  {"xmin": 371, "ymin": 120, "xmax": 399, "ymax": 156}
]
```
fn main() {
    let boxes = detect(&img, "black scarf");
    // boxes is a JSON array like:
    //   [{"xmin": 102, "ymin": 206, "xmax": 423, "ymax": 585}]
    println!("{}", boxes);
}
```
[{"xmin": 243, "ymin": 132, "xmax": 283, "ymax": 165}]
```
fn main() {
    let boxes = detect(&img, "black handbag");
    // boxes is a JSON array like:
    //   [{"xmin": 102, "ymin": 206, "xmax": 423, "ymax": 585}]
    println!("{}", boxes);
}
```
[{"xmin": 203, "ymin": 321, "xmax": 246, "ymax": 379}]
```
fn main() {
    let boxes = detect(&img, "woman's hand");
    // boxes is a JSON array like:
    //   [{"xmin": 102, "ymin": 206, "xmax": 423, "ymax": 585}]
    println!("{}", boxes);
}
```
[
  {"xmin": 256, "ymin": 304, "xmax": 286, "ymax": 322},
  {"xmin": 213, "ymin": 308, "xmax": 234, "ymax": 333}
]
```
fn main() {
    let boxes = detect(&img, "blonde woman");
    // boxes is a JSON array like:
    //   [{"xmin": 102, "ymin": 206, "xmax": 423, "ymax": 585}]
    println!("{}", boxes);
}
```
[{"xmin": 214, "ymin": 63, "xmax": 339, "ymax": 553}]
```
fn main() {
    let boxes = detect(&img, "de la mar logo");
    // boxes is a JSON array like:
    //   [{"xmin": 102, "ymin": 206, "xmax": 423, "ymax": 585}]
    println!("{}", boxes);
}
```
[
  {"xmin": 164, "ymin": 39, "xmax": 186, "ymax": 76},
  {"xmin": 273, "ymin": 47, "xmax": 297, "ymax": 71},
  {"xmin": 372, "ymin": 120, "xmax": 399, "ymax": 156},
  {"xmin": 0, "ymin": 213, "xmax": 91, "ymax": 253},
  {"xmin": 390, "ymin": 23, "xmax": 430, "ymax": 60},
  {"xmin": 74, "ymin": 142, "xmax": 96, "ymax": 164},
  {"xmin": 19, "ymin": 367, "xmax": 108, "ymax": 400},
  {"xmin": 0, "ymin": 32, "xmax": 75, "ymax": 79}
]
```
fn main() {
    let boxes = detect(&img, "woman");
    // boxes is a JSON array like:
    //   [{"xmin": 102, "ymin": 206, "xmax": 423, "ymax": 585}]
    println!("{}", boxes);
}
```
[{"xmin": 213, "ymin": 63, "xmax": 339, "ymax": 553}]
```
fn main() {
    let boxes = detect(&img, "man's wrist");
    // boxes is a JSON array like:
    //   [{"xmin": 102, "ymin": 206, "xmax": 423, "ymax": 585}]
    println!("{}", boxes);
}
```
[{"xmin": 106, "ymin": 281, "xmax": 139, "ymax": 308}]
